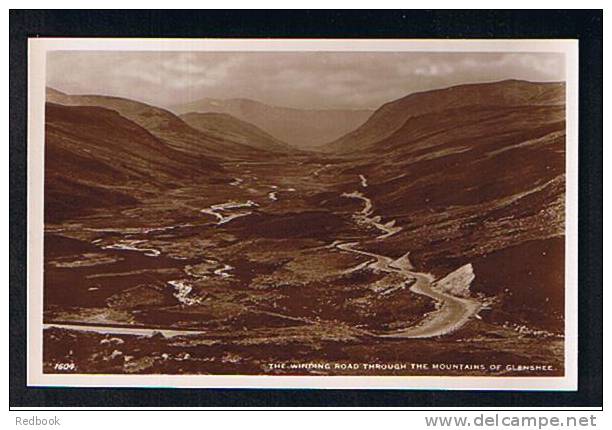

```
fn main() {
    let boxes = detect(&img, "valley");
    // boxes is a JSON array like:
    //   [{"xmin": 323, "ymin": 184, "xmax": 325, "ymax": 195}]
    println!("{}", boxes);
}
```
[{"xmin": 42, "ymin": 80, "xmax": 566, "ymax": 377}]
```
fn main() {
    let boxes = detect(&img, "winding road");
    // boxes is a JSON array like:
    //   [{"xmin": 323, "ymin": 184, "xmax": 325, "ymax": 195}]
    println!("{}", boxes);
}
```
[
  {"xmin": 337, "ymin": 177, "xmax": 481, "ymax": 339},
  {"xmin": 342, "ymin": 190, "xmax": 402, "ymax": 239},
  {"xmin": 336, "ymin": 242, "xmax": 480, "ymax": 338}
]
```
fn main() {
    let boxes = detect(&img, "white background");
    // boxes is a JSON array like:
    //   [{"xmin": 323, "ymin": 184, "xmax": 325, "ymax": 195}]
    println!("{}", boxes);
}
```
[{"xmin": 3, "ymin": 2, "xmax": 608, "ymax": 428}]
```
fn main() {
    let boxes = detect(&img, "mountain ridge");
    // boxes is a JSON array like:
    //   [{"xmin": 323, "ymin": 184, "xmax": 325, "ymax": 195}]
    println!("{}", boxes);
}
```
[
  {"xmin": 46, "ymin": 87, "xmax": 284, "ymax": 158},
  {"xmin": 325, "ymin": 79, "xmax": 565, "ymax": 153}
]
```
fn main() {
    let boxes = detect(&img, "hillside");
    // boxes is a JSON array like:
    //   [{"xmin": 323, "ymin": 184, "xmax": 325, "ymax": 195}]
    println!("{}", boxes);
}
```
[
  {"xmin": 45, "ymin": 102, "xmax": 220, "ymax": 221},
  {"xmin": 180, "ymin": 112, "xmax": 291, "ymax": 153},
  {"xmin": 322, "ymin": 82, "xmax": 566, "ymax": 330}
]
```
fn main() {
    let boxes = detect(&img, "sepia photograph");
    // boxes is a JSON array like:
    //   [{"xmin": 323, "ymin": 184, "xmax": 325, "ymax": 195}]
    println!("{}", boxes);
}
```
[{"xmin": 26, "ymin": 38, "xmax": 578, "ymax": 390}]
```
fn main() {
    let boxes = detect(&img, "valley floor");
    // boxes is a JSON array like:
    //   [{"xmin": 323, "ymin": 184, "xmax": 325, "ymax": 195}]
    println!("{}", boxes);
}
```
[{"xmin": 42, "ymin": 154, "xmax": 564, "ymax": 377}]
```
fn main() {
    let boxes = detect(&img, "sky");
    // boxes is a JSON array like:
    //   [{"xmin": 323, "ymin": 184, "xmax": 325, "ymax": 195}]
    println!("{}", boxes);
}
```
[{"xmin": 47, "ymin": 51, "xmax": 565, "ymax": 110}]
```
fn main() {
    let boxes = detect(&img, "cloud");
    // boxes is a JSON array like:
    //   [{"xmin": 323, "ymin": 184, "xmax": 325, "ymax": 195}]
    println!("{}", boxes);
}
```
[{"xmin": 47, "ymin": 51, "xmax": 565, "ymax": 110}]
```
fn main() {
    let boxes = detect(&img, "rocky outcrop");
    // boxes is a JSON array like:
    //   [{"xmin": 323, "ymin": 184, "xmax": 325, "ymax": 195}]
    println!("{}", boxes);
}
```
[{"xmin": 433, "ymin": 264, "xmax": 475, "ymax": 298}]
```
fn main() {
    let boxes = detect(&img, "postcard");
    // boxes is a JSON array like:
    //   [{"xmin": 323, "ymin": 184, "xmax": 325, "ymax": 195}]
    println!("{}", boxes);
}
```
[{"xmin": 27, "ymin": 38, "xmax": 578, "ymax": 390}]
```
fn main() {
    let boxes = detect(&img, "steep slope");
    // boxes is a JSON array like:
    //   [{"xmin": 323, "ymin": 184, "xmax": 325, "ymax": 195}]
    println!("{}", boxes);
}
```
[
  {"xmin": 45, "ymin": 102, "xmax": 219, "ymax": 221},
  {"xmin": 46, "ymin": 88, "xmax": 267, "ymax": 159},
  {"xmin": 325, "ymin": 82, "xmax": 566, "ymax": 331},
  {"xmin": 327, "ymin": 80, "xmax": 565, "ymax": 153},
  {"xmin": 171, "ymin": 97, "xmax": 373, "ymax": 150},
  {"xmin": 180, "ymin": 112, "xmax": 291, "ymax": 153}
]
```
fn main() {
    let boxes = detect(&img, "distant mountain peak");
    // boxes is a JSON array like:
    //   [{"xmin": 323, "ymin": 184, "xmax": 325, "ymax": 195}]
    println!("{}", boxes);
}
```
[{"xmin": 170, "ymin": 97, "xmax": 373, "ymax": 150}]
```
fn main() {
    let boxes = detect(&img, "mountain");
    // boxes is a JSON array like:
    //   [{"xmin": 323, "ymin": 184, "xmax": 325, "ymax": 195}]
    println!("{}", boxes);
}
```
[
  {"xmin": 170, "ymin": 97, "xmax": 373, "ymax": 150},
  {"xmin": 46, "ymin": 88, "xmax": 272, "ymax": 158},
  {"xmin": 326, "ymin": 80, "xmax": 565, "ymax": 153},
  {"xmin": 45, "ymin": 102, "xmax": 220, "ymax": 222},
  {"xmin": 180, "ymin": 112, "xmax": 291, "ymax": 153}
]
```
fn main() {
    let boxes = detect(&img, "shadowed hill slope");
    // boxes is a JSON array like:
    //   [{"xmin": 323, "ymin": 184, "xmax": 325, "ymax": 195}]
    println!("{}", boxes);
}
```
[
  {"xmin": 45, "ymin": 102, "xmax": 222, "ymax": 221},
  {"xmin": 180, "ymin": 112, "xmax": 291, "ymax": 153}
]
